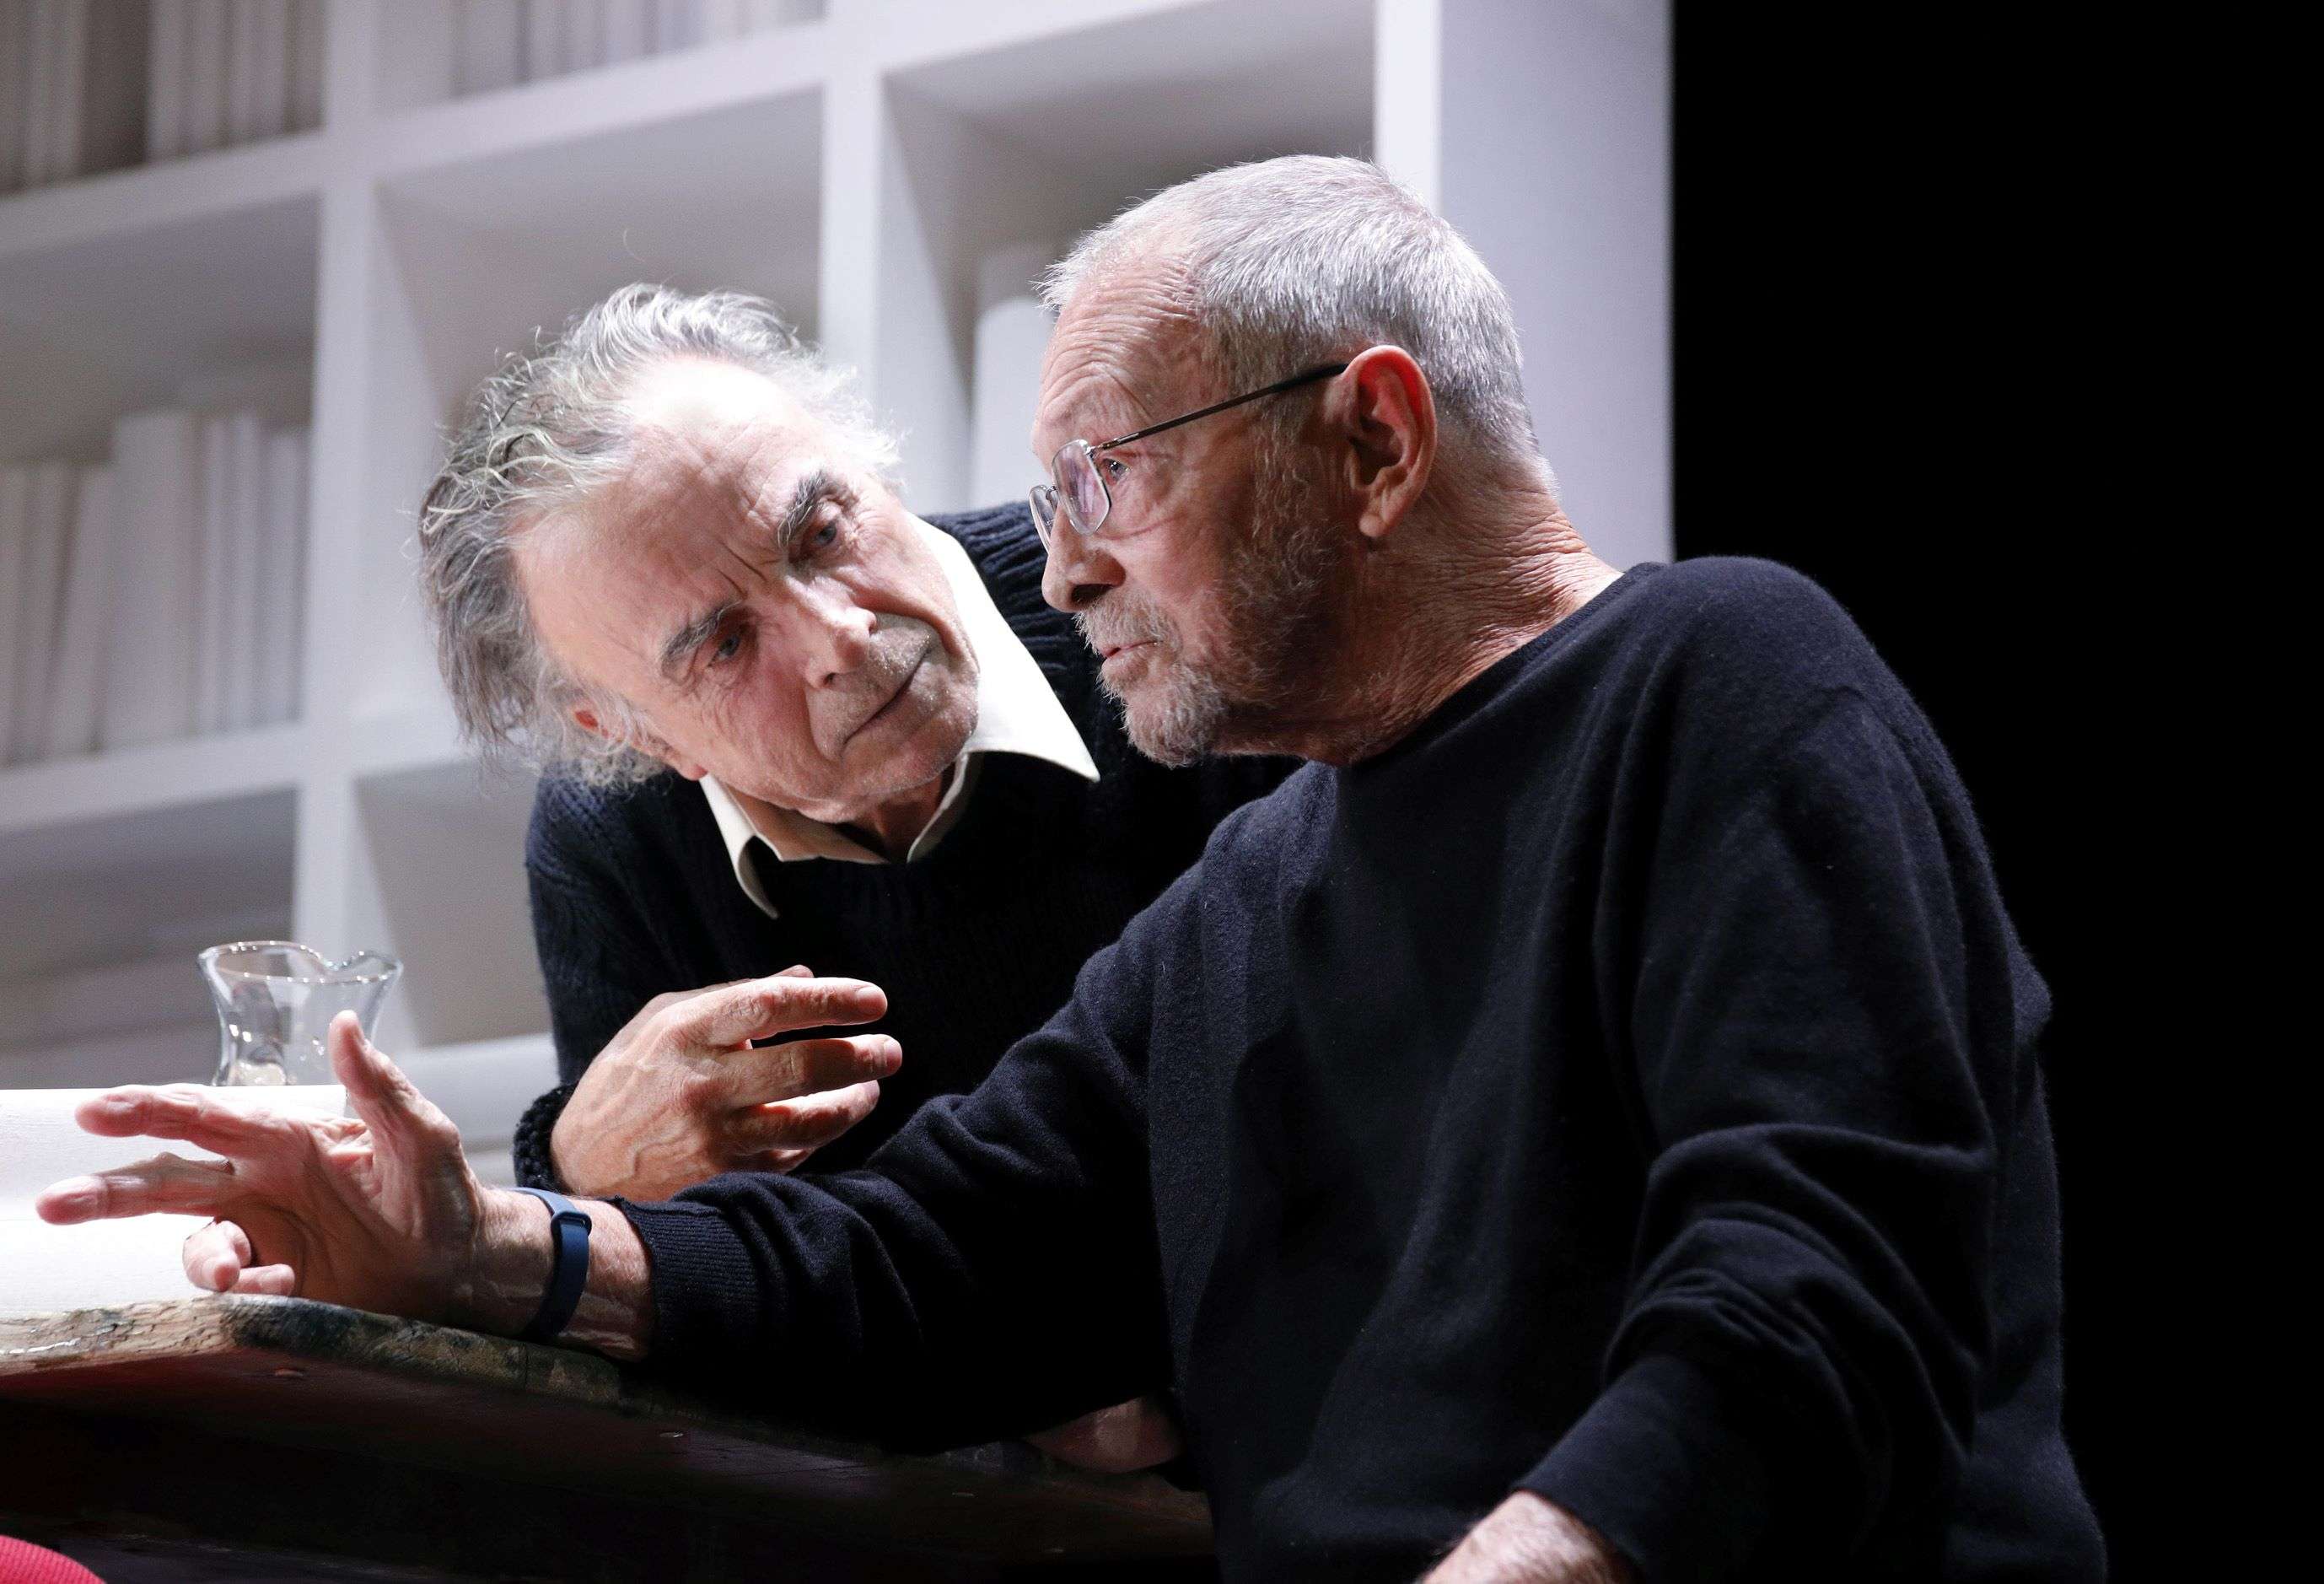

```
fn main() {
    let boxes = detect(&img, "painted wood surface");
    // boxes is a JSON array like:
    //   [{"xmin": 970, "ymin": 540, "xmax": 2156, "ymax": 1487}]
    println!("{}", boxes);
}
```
[{"xmin": 0, "ymin": 1295, "xmax": 1210, "ymax": 1578}]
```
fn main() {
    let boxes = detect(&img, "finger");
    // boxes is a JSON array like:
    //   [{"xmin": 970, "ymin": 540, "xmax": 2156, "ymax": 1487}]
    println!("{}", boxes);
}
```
[
  {"xmin": 74, "ymin": 1083, "xmax": 294, "ymax": 1154},
  {"xmin": 331, "ymin": 1013, "xmax": 461, "ymax": 1156},
  {"xmin": 36, "ymin": 1152, "xmax": 235, "ymax": 1225},
  {"xmin": 713, "ymin": 1033, "xmax": 901, "ymax": 1106},
  {"xmin": 777, "ymin": 964, "xmax": 813, "ymax": 978},
  {"xmin": 731, "ymin": 1079, "xmax": 882, "ymax": 1154},
  {"xmin": 669, "ymin": 975, "xmax": 887, "ymax": 1048},
  {"xmin": 185, "ymin": 1219, "xmax": 254, "ymax": 1291},
  {"xmin": 647, "ymin": 976, "xmax": 756, "ymax": 1015},
  {"xmin": 230, "ymin": 1264, "xmax": 299, "ymax": 1296}
]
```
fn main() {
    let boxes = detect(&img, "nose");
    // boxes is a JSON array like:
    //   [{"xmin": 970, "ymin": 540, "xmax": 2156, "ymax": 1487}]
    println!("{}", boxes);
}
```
[
  {"xmin": 1040, "ymin": 521, "xmax": 1122, "ymax": 615},
  {"xmin": 782, "ymin": 579, "xmax": 878, "ymax": 687}
]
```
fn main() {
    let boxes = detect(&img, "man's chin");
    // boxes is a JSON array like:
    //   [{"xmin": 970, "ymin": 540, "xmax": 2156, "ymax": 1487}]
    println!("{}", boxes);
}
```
[{"xmin": 1117, "ymin": 674, "xmax": 1229, "ymax": 768}]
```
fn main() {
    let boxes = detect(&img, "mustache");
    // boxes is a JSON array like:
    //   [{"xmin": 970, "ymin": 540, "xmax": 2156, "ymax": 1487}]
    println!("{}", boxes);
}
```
[{"xmin": 1075, "ymin": 601, "xmax": 1173, "ymax": 655}]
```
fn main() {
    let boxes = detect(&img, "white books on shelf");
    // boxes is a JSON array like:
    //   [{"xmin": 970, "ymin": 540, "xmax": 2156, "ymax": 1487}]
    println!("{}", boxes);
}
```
[
  {"xmin": 0, "ymin": 2, "xmax": 27, "ymax": 192},
  {"xmin": 183, "ymin": 0, "xmax": 229, "ymax": 154},
  {"xmin": 75, "ymin": 0, "xmax": 151, "ymax": 178},
  {"xmin": 222, "ymin": 413, "xmax": 267, "ymax": 731},
  {"xmin": 520, "ymin": 0, "xmax": 568, "ymax": 82},
  {"xmin": 0, "ymin": 468, "xmax": 28, "ymax": 766},
  {"xmin": 698, "ymin": 0, "xmax": 745, "ymax": 44},
  {"xmin": 0, "ymin": 1086, "xmax": 345, "ymax": 1315},
  {"xmin": 743, "ymin": 0, "xmax": 807, "ymax": 31},
  {"xmin": 601, "ymin": 0, "xmax": 648, "ymax": 63},
  {"xmin": 969, "ymin": 242, "xmax": 1057, "ymax": 509},
  {"xmin": 42, "ymin": 466, "xmax": 114, "ymax": 761},
  {"xmin": 650, "ymin": 0, "xmax": 701, "ymax": 51},
  {"xmin": 250, "ymin": 0, "xmax": 290, "ymax": 138},
  {"xmin": 145, "ymin": 0, "xmax": 186, "ymax": 159},
  {"xmin": 8, "ymin": 461, "xmax": 73, "ymax": 765},
  {"xmin": 19, "ymin": 0, "xmax": 60, "ymax": 186},
  {"xmin": 258, "ymin": 428, "xmax": 307, "ymax": 726},
  {"xmin": 42, "ymin": 0, "xmax": 89, "ymax": 184},
  {"xmin": 565, "ymin": 0, "xmax": 605, "ymax": 71},
  {"xmin": 103, "ymin": 409, "xmax": 201, "ymax": 750},
  {"xmin": 455, "ymin": 0, "xmax": 524, "ymax": 96},
  {"xmin": 226, "ymin": 0, "xmax": 288, "ymax": 143},
  {"xmin": 288, "ymin": 0, "xmax": 322, "ymax": 130},
  {"xmin": 192, "ymin": 414, "xmax": 234, "ymax": 735}
]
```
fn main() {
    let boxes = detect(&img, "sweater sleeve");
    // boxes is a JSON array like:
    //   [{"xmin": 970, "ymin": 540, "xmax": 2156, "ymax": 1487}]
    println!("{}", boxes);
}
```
[
  {"xmin": 1520, "ymin": 687, "xmax": 2024, "ymax": 1579},
  {"xmin": 514, "ymin": 789, "xmax": 687, "ymax": 1190},
  {"xmin": 614, "ymin": 868, "xmax": 1187, "ymax": 1451}
]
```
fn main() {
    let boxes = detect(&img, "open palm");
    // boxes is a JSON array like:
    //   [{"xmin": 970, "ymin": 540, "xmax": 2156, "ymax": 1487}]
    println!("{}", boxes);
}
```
[{"xmin": 36, "ymin": 1012, "xmax": 490, "ymax": 1324}]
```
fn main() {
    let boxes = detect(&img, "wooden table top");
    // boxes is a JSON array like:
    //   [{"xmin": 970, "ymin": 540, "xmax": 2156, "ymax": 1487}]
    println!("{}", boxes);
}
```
[{"xmin": 0, "ymin": 1296, "xmax": 1210, "ymax": 1576}]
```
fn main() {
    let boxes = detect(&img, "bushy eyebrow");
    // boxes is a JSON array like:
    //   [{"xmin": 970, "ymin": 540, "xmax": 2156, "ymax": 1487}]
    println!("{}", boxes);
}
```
[{"xmin": 654, "ymin": 469, "xmax": 842, "ymax": 682}]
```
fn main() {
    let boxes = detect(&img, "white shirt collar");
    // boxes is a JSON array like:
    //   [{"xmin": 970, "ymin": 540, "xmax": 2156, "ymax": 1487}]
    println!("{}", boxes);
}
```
[{"xmin": 700, "ymin": 517, "xmax": 1099, "ymax": 914}]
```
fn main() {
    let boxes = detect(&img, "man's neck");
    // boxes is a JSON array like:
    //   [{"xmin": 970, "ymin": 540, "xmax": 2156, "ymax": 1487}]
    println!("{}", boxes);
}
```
[
  {"xmin": 1238, "ymin": 509, "xmax": 1621, "ymax": 767},
  {"xmin": 835, "ymin": 764, "xmax": 954, "ymax": 862}
]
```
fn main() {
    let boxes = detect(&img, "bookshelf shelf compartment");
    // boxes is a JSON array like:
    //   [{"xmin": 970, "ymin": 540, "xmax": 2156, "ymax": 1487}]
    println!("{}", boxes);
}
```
[{"xmin": 0, "ymin": 192, "xmax": 319, "ymax": 467}]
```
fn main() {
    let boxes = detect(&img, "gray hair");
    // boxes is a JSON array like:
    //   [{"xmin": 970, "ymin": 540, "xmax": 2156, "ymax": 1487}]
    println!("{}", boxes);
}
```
[
  {"xmin": 1041, "ymin": 156, "xmax": 1546, "ymax": 486},
  {"xmin": 416, "ymin": 284, "xmax": 898, "ymax": 788}
]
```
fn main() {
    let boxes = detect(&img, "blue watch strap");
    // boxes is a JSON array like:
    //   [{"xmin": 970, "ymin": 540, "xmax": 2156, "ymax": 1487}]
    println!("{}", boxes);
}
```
[{"xmin": 508, "ymin": 1186, "xmax": 591, "ymax": 1344}]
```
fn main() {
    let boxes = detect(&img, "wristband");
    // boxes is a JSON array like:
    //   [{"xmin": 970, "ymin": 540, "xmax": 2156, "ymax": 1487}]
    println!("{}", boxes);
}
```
[{"xmin": 507, "ymin": 1186, "xmax": 591, "ymax": 1344}]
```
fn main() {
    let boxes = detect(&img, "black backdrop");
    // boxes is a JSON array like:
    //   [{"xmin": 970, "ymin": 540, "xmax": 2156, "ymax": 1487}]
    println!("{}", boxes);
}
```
[{"xmin": 1671, "ymin": 8, "xmax": 2147, "ymax": 1565}]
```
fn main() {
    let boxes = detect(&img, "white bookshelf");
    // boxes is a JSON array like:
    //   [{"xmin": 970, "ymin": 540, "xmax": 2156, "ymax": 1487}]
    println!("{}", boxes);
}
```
[{"xmin": 0, "ymin": 0, "xmax": 1670, "ymax": 1179}]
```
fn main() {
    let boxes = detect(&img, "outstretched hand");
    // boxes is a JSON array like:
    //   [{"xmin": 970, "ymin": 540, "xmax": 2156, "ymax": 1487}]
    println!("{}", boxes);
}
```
[
  {"xmin": 36, "ymin": 1011, "xmax": 502, "ymax": 1326},
  {"xmin": 551, "ymin": 967, "xmax": 901, "ymax": 1199}
]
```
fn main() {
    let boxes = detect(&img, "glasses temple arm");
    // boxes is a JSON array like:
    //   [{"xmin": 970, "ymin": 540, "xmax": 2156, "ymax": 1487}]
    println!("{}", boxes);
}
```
[{"xmin": 1093, "ymin": 362, "xmax": 1351, "ymax": 452}]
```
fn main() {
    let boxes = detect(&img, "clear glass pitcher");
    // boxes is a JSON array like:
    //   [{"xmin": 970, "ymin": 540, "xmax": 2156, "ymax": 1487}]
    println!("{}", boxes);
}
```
[{"xmin": 199, "ymin": 941, "xmax": 402, "ymax": 1086}]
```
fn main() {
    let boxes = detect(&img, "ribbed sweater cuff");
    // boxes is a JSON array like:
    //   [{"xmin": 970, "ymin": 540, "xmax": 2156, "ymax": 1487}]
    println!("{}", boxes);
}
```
[
  {"xmin": 1517, "ymin": 1350, "xmax": 1789, "ymax": 1581},
  {"xmin": 613, "ymin": 1196, "xmax": 775, "ymax": 1371},
  {"xmin": 511, "ymin": 1083, "xmax": 578, "ymax": 1192}
]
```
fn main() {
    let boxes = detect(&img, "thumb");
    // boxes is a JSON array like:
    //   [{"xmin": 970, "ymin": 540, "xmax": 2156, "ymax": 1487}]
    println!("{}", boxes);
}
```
[{"xmin": 330, "ymin": 1012, "xmax": 451, "ymax": 1152}]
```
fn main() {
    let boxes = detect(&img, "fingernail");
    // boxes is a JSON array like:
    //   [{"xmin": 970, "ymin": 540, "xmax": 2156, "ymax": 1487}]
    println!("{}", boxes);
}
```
[
  {"xmin": 851, "ymin": 987, "xmax": 883, "ymax": 1012},
  {"xmin": 45, "ymin": 1177, "xmax": 100, "ymax": 1216}
]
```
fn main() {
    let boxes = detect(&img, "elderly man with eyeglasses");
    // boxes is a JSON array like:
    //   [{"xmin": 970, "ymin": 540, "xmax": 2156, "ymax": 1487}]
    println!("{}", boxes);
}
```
[{"xmin": 42, "ymin": 158, "xmax": 2103, "ymax": 1582}]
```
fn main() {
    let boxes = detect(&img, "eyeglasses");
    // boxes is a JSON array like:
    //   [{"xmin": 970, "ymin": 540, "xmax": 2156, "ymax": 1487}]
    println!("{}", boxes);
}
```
[{"xmin": 1029, "ymin": 362, "xmax": 1350, "ymax": 549}]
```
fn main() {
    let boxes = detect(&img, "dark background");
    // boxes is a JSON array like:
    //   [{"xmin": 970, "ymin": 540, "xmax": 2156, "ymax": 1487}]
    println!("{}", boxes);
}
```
[{"xmin": 1673, "ymin": 8, "xmax": 2156, "ymax": 1568}]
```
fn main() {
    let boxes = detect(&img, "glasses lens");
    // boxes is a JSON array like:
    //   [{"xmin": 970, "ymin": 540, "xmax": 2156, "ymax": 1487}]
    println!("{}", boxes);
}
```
[
  {"xmin": 1054, "ymin": 440, "xmax": 1111, "ymax": 536},
  {"xmin": 1029, "ymin": 484, "xmax": 1058, "ymax": 549}
]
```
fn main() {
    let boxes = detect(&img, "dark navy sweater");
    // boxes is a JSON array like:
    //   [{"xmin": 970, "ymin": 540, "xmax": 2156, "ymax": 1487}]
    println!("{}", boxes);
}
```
[
  {"xmin": 514, "ymin": 504, "xmax": 1292, "ymax": 1188},
  {"xmin": 615, "ymin": 558, "xmax": 2105, "ymax": 1581}
]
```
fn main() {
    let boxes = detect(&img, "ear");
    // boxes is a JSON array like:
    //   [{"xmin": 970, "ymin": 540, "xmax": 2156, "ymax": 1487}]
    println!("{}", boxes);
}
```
[
  {"xmin": 1331, "ymin": 347, "xmax": 1437, "ymax": 543},
  {"xmin": 571, "ymin": 703, "xmax": 705, "ymax": 780}
]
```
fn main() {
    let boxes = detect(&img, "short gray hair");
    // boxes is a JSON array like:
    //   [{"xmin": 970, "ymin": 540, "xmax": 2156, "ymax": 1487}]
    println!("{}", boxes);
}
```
[
  {"xmin": 417, "ymin": 284, "xmax": 897, "ymax": 788},
  {"xmin": 1041, "ymin": 156, "xmax": 1544, "ymax": 481}
]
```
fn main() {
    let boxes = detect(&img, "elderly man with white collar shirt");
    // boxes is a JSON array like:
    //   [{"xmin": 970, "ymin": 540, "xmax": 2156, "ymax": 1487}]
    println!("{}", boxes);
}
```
[{"xmin": 411, "ymin": 283, "xmax": 1287, "ymax": 1222}]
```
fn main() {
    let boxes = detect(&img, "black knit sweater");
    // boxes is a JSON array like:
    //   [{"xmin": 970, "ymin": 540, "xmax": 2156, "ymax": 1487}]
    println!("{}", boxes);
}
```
[
  {"xmin": 512, "ymin": 504, "xmax": 1292, "ymax": 1189},
  {"xmin": 615, "ymin": 559, "xmax": 2103, "ymax": 1581}
]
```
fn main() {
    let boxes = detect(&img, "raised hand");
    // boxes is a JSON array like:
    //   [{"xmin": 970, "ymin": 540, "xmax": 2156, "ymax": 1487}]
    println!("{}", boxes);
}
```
[
  {"xmin": 550, "ymin": 967, "xmax": 902, "ymax": 1199},
  {"xmin": 35, "ymin": 1011, "xmax": 503, "ymax": 1326}
]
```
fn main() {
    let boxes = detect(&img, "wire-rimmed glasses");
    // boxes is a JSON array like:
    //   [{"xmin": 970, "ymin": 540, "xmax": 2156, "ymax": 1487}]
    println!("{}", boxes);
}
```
[{"xmin": 1029, "ymin": 362, "xmax": 1349, "ymax": 549}]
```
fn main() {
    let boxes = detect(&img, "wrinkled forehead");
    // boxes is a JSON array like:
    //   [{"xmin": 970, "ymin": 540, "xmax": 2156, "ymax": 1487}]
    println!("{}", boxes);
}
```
[
  {"xmin": 520, "ymin": 358, "xmax": 861, "ymax": 590},
  {"xmin": 616, "ymin": 357, "xmax": 823, "ymax": 498},
  {"xmin": 1033, "ymin": 258, "xmax": 1212, "ymax": 452}
]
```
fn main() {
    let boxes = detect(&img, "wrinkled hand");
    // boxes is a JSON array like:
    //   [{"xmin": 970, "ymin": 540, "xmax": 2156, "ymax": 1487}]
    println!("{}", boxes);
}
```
[
  {"xmin": 551, "ymin": 967, "xmax": 901, "ymax": 1199},
  {"xmin": 35, "ymin": 1011, "xmax": 498, "ymax": 1326}
]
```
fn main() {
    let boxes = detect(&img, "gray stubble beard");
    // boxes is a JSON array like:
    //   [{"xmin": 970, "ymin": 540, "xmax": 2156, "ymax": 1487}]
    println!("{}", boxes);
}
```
[{"xmin": 1091, "ymin": 433, "xmax": 1342, "ymax": 768}]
